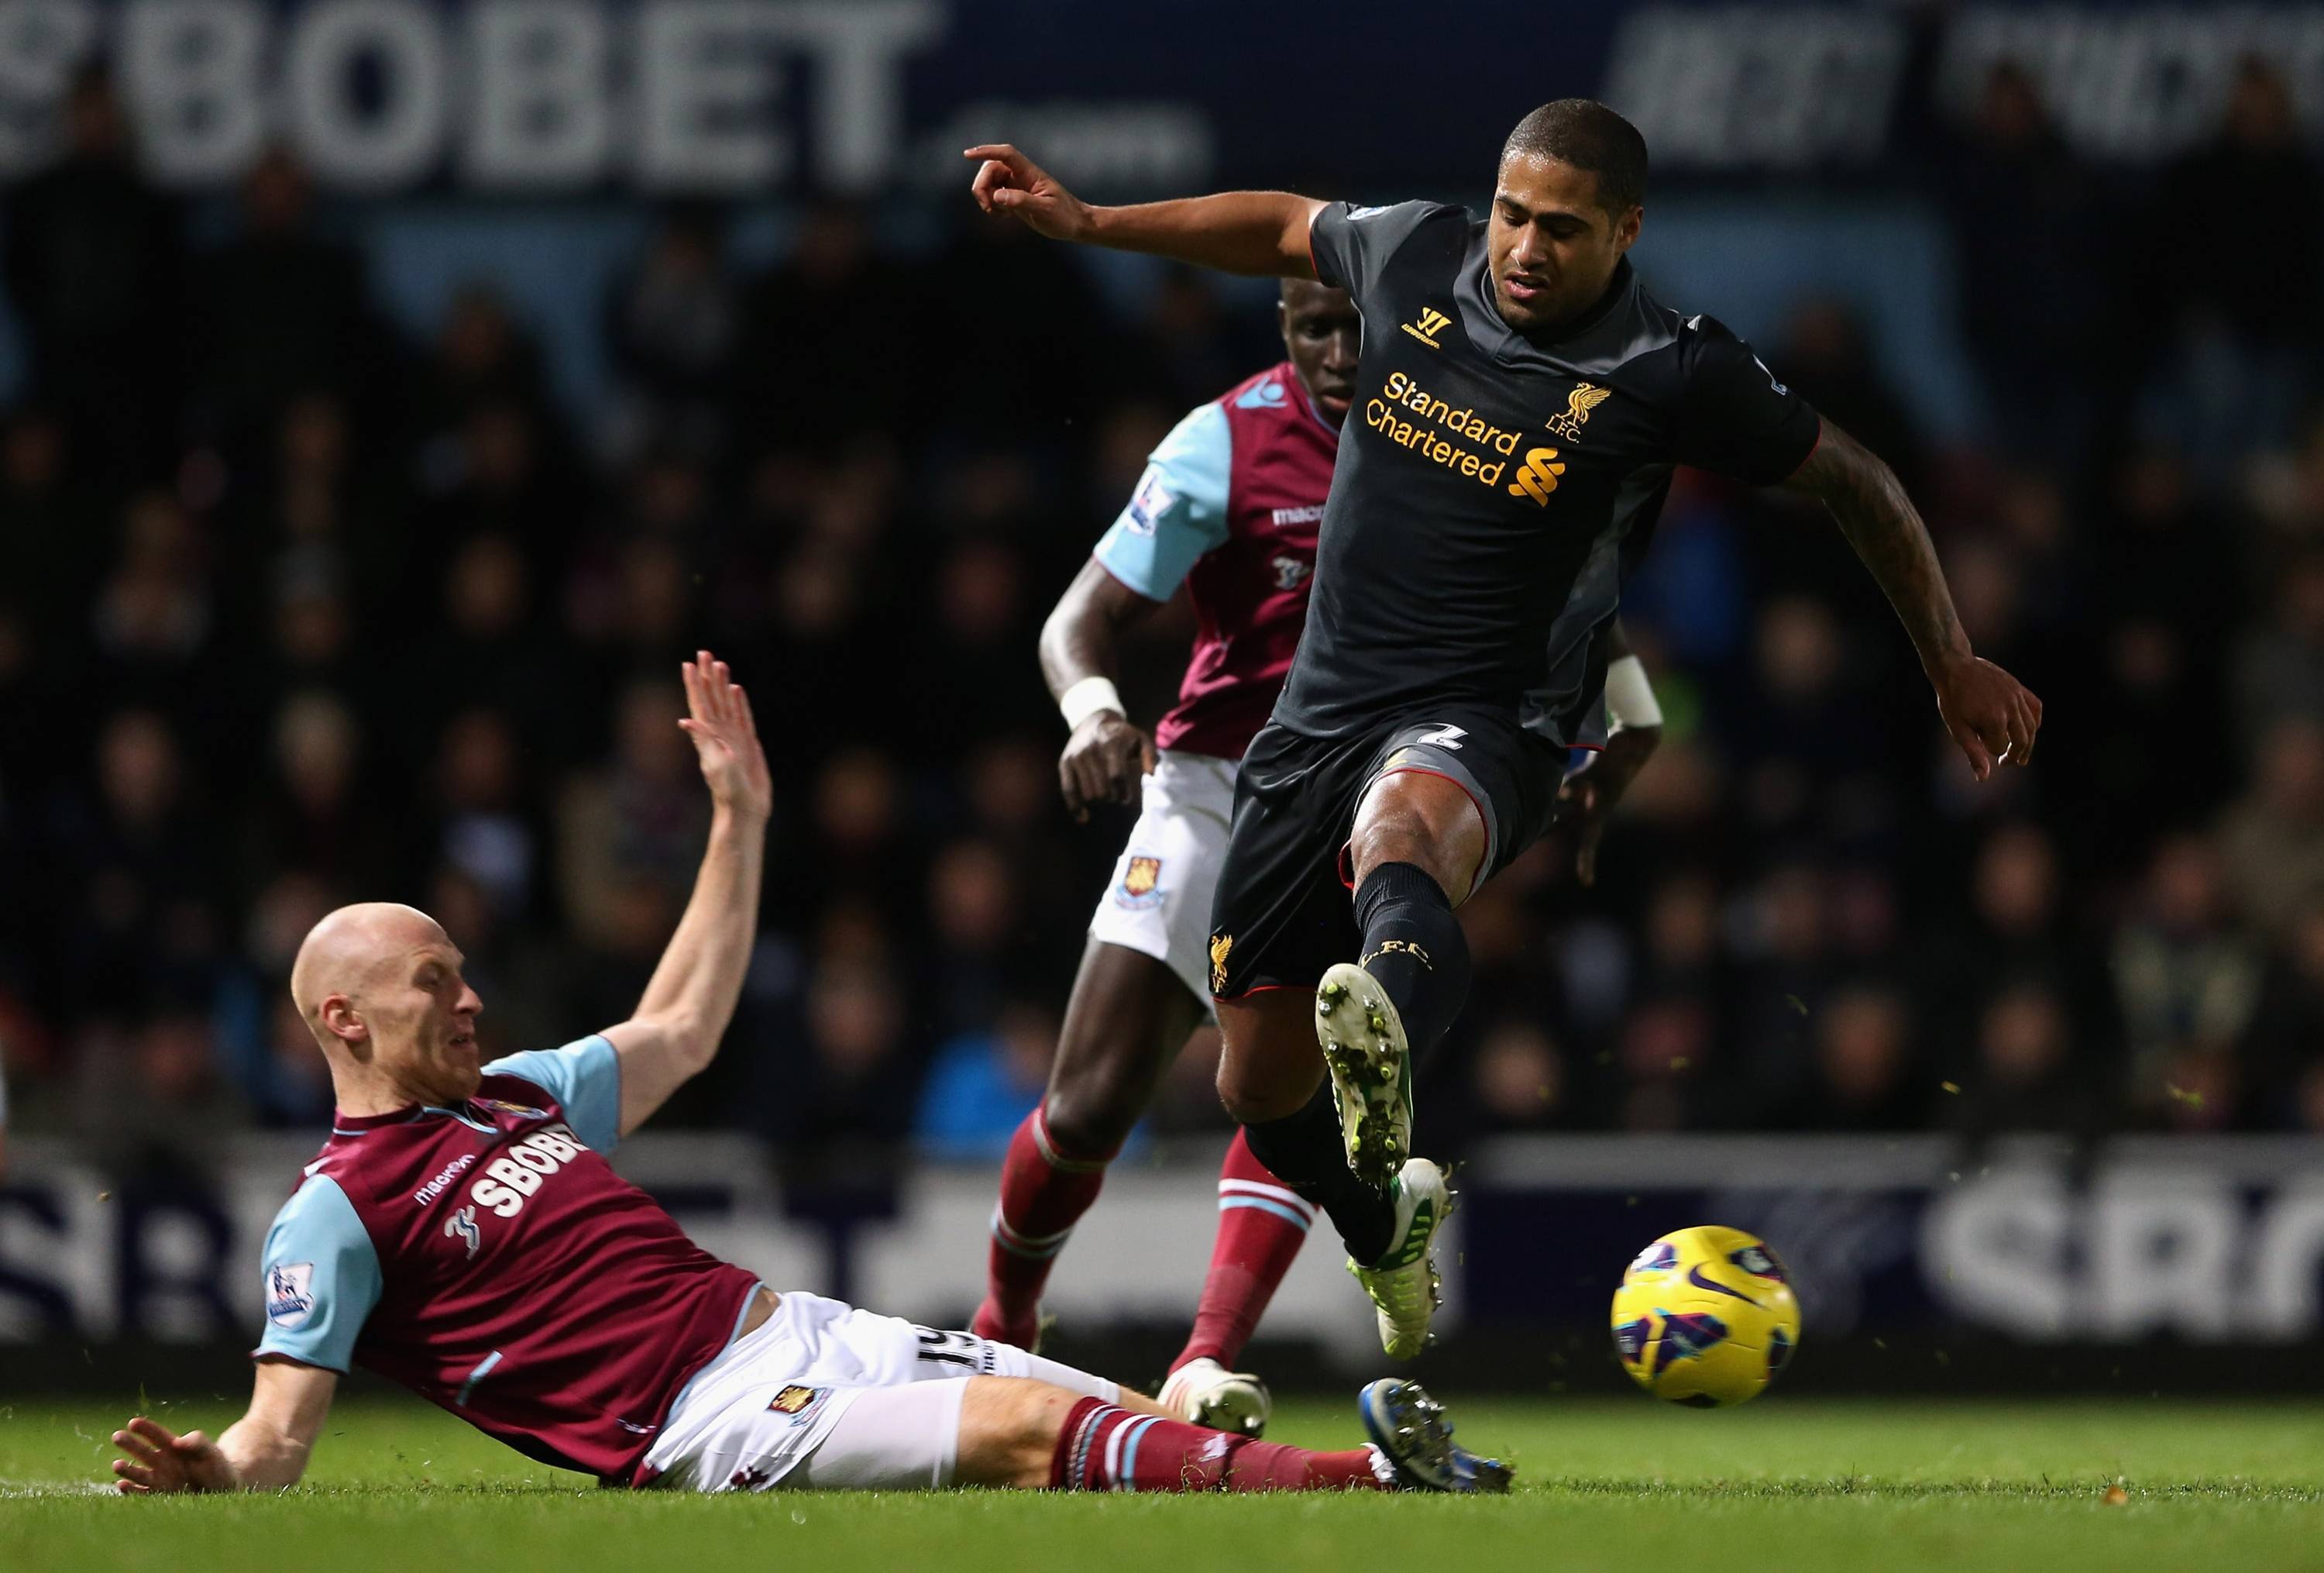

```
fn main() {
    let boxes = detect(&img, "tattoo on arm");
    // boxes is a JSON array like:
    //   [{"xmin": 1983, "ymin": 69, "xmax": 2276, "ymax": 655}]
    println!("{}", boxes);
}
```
[{"xmin": 1782, "ymin": 416, "xmax": 1969, "ymax": 669}]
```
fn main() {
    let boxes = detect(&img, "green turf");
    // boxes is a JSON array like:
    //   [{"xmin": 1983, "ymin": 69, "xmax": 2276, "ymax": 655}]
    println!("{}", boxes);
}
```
[{"xmin": 8, "ymin": 1394, "xmax": 2324, "ymax": 1572}]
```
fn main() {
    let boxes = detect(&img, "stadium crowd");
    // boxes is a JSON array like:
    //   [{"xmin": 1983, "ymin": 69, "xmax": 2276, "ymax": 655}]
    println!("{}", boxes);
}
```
[{"xmin": 3, "ymin": 64, "xmax": 2322, "ymax": 1194}]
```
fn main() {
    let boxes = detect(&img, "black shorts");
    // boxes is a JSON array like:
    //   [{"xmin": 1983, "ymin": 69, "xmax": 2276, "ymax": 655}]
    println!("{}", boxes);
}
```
[{"xmin": 1206, "ymin": 706, "xmax": 1569, "ymax": 1000}]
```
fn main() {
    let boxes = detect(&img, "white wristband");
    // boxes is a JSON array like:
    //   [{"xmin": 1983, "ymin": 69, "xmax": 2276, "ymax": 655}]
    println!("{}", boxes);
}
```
[
  {"xmin": 1059, "ymin": 676, "xmax": 1126, "ymax": 731},
  {"xmin": 1603, "ymin": 654, "xmax": 1662, "ymax": 731}
]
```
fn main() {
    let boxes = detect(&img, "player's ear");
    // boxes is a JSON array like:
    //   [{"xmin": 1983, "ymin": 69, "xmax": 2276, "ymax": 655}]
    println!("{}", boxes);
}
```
[
  {"xmin": 319, "ymin": 993, "xmax": 369, "ymax": 1048},
  {"xmin": 1614, "ymin": 205, "xmax": 1642, "ymax": 253}
]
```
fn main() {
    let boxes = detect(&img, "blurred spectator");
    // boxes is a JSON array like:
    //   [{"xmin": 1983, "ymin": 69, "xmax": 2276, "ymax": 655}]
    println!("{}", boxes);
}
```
[
  {"xmin": 2147, "ymin": 58, "xmax": 2323, "ymax": 486},
  {"xmin": 557, "ymin": 680, "xmax": 710, "ymax": 960},
  {"xmin": 187, "ymin": 148, "xmax": 376, "ymax": 456},
  {"xmin": 1951, "ymin": 981, "xmax": 2092, "ymax": 1138},
  {"xmin": 1774, "ymin": 297, "xmax": 1926, "ymax": 501},
  {"xmin": 2114, "ymin": 834, "xmax": 2263, "ymax": 1095},
  {"xmin": 0, "ymin": 65, "xmax": 184, "ymax": 482},
  {"xmin": 1800, "ymin": 986, "xmax": 1923, "ymax": 1131},
  {"xmin": 2219, "ymin": 721, "xmax": 2324, "ymax": 940},
  {"xmin": 1936, "ymin": 62, "xmax": 2107, "ymax": 468},
  {"xmin": 603, "ymin": 207, "xmax": 738, "ymax": 460},
  {"xmin": 914, "ymin": 1001, "xmax": 1062, "ymax": 1160}
]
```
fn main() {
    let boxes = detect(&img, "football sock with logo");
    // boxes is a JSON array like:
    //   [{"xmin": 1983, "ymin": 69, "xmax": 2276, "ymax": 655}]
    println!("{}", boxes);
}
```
[
  {"xmin": 1171, "ymin": 1131, "xmax": 1315, "ymax": 1372},
  {"xmin": 974, "ymin": 1106, "xmax": 1114, "ymax": 1348},
  {"xmin": 1353, "ymin": 861, "xmax": 1472, "ymax": 1065},
  {"xmin": 1240, "ymin": 1089, "xmax": 1398, "ymax": 1265},
  {"xmin": 1050, "ymin": 1399, "xmax": 1389, "ymax": 1492}
]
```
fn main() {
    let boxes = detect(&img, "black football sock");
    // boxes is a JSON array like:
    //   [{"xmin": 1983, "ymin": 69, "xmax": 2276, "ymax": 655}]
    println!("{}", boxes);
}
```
[
  {"xmin": 1353, "ymin": 861, "xmax": 1473, "ymax": 1062},
  {"xmin": 1241, "ymin": 1088, "xmax": 1398, "ymax": 1265}
]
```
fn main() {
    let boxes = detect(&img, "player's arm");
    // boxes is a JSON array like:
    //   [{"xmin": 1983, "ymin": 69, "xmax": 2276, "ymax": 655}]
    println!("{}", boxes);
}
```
[
  {"xmin": 1043, "ymin": 559, "xmax": 1164, "ymax": 822},
  {"xmin": 601, "ymin": 652, "xmax": 771, "ymax": 1135},
  {"xmin": 1553, "ymin": 618, "xmax": 1664, "ymax": 886},
  {"xmin": 1781, "ymin": 416, "xmax": 2042, "ymax": 780},
  {"xmin": 111, "ymin": 1358, "xmax": 337, "ymax": 1494},
  {"xmin": 967, "ymin": 144, "xmax": 1319, "ymax": 277}
]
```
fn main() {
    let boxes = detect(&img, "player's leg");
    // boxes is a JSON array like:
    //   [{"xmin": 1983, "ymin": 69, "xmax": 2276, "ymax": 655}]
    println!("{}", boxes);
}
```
[
  {"xmin": 1160, "ymin": 1127, "xmax": 1314, "ymax": 1435},
  {"xmin": 947, "ymin": 1375, "xmax": 1509, "ymax": 1493},
  {"xmin": 1319, "ymin": 766, "xmax": 1486, "ymax": 1186},
  {"xmin": 975, "ymin": 937, "xmax": 1203, "ymax": 1348}
]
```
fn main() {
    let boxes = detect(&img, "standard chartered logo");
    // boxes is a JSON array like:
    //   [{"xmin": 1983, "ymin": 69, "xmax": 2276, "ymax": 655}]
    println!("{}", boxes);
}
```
[
  {"xmin": 1508, "ymin": 448, "xmax": 1567, "ymax": 505},
  {"xmin": 1363, "ymin": 370, "xmax": 1521, "ymax": 490}
]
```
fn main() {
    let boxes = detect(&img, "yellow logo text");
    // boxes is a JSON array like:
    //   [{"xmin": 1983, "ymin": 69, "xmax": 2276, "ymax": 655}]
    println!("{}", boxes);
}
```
[
  {"xmin": 1508, "ymin": 447, "xmax": 1566, "ymax": 505},
  {"xmin": 1400, "ymin": 307, "xmax": 1452, "ymax": 349}
]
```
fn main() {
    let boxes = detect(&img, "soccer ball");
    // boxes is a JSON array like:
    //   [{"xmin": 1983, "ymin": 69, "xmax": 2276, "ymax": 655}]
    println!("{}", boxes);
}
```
[{"xmin": 1610, "ymin": 1225, "xmax": 1799, "ymax": 1407}]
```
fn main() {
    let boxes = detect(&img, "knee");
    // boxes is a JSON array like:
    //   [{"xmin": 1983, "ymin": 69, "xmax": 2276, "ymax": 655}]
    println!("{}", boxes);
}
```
[
  {"xmin": 1037, "ymin": 1090, "xmax": 1132, "ymax": 1165},
  {"xmin": 1215, "ymin": 1041, "xmax": 1315, "ymax": 1125},
  {"xmin": 955, "ymin": 1378, "xmax": 1078, "ymax": 1489},
  {"xmin": 1351, "ymin": 784, "xmax": 1475, "ymax": 897}
]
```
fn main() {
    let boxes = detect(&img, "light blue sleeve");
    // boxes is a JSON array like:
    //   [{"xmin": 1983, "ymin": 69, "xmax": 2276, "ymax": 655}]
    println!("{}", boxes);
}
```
[
  {"xmin": 482, "ymin": 1034, "xmax": 622, "ymax": 1155},
  {"xmin": 253, "ymin": 1175, "xmax": 380, "ymax": 1374},
  {"xmin": 1091, "ymin": 401, "xmax": 1232, "ymax": 601}
]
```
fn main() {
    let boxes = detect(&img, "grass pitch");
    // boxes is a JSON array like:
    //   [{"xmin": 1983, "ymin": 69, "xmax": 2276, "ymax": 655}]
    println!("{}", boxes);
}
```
[{"xmin": 7, "ymin": 1394, "xmax": 2324, "ymax": 1572}]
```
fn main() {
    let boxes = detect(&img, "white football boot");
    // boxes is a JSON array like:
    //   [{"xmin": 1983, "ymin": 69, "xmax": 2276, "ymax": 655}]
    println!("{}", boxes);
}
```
[
  {"xmin": 1315, "ymin": 961, "xmax": 1415, "ymax": 1187},
  {"xmin": 1157, "ymin": 1357, "xmax": 1271, "ymax": 1437},
  {"xmin": 1346, "ymin": 1157, "xmax": 1449, "ymax": 1360}
]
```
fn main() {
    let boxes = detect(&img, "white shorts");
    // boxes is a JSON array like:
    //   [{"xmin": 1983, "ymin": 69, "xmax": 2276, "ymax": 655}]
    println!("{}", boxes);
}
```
[
  {"xmin": 639, "ymin": 1289, "xmax": 1118, "ymax": 1492},
  {"xmin": 1086, "ymin": 749, "xmax": 1238, "ymax": 1004}
]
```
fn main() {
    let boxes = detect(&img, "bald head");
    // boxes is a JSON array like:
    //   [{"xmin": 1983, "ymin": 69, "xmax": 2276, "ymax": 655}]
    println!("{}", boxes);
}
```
[
  {"xmin": 291, "ymin": 904, "xmax": 451, "ymax": 1041},
  {"xmin": 290, "ymin": 903, "xmax": 484, "ymax": 1110}
]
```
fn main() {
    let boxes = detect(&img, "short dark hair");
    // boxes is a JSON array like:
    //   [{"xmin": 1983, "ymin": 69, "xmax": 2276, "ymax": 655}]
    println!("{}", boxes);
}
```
[{"xmin": 1501, "ymin": 100, "xmax": 1648, "ymax": 215}]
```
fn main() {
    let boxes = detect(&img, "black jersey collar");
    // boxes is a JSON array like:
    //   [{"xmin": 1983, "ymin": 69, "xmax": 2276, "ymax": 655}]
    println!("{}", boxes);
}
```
[{"xmin": 1457, "ymin": 236, "xmax": 1638, "ymax": 367}]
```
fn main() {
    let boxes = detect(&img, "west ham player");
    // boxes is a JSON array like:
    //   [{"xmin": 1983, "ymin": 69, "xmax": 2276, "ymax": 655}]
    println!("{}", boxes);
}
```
[
  {"xmin": 975, "ymin": 279, "xmax": 1355, "ymax": 1437},
  {"xmin": 968, "ymin": 99, "xmax": 2043, "ymax": 1357},
  {"xmin": 105, "ymin": 656, "xmax": 1508, "ymax": 1498},
  {"xmin": 978, "ymin": 283, "xmax": 1663, "ymax": 1433}
]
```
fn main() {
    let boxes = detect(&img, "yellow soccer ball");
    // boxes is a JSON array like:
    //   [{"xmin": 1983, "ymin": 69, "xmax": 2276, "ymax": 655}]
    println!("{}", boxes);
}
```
[{"xmin": 1610, "ymin": 1226, "xmax": 1800, "ymax": 1407}]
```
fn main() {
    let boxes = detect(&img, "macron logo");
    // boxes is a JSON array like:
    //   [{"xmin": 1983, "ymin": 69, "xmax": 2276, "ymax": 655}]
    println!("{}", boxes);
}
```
[{"xmin": 412, "ymin": 1152, "xmax": 478, "ymax": 1207}]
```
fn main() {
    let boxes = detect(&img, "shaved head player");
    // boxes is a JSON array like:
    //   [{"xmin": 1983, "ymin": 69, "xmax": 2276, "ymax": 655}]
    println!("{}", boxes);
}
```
[
  {"xmin": 107, "ymin": 655, "xmax": 1508, "ymax": 1499},
  {"xmin": 969, "ymin": 99, "xmax": 2043, "ymax": 1358}
]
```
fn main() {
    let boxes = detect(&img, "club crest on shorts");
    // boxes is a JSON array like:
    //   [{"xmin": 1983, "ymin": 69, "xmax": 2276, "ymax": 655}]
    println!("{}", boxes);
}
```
[
  {"xmin": 1114, "ymin": 855, "xmax": 1165, "ymax": 910},
  {"xmin": 768, "ymin": 1385, "xmax": 819, "ymax": 1415}
]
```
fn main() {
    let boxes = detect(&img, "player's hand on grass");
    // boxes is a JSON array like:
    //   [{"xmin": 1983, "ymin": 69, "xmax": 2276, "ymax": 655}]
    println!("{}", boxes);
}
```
[
  {"xmin": 1553, "ymin": 727, "xmax": 1659, "ymax": 887},
  {"xmin": 965, "ymin": 145, "xmax": 1095, "ymax": 241},
  {"xmin": 112, "ymin": 1416, "xmax": 233, "ymax": 1494},
  {"xmin": 1929, "ymin": 651, "xmax": 2042, "ymax": 782},
  {"xmin": 1060, "ymin": 712, "xmax": 1155, "ymax": 823},
  {"xmin": 678, "ymin": 650, "xmax": 772, "ymax": 824}
]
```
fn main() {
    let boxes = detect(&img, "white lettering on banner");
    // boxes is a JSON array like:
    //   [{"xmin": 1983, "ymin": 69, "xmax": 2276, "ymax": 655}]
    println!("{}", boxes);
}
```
[
  {"xmin": 2249, "ymin": 1183, "xmax": 2324, "ymax": 1340},
  {"xmin": 465, "ymin": 0, "xmax": 610, "ymax": 188},
  {"xmin": 1940, "ymin": 9, "xmax": 2324, "ymax": 163},
  {"xmin": 0, "ymin": 0, "xmax": 98, "ymax": 171},
  {"xmin": 1604, "ymin": 7, "xmax": 1908, "ymax": 170},
  {"xmin": 285, "ymin": 0, "xmax": 447, "ymax": 188},
  {"xmin": 772, "ymin": 0, "xmax": 941, "ymax": 192},
  {"xmin": 120, "ymin": 0, "xmax": 266, "ymax": 182},
  {"xmin": 1920, "ymin": 1169, "xmax": 2074, "ymax": 1338},
  {"xmin": 638, "ymin": 0, "xmax": 786, "ymax": 189},
  {"xmin": 2089, "ymin": 1176, "xmax": 2236, "ymax": 1340}
]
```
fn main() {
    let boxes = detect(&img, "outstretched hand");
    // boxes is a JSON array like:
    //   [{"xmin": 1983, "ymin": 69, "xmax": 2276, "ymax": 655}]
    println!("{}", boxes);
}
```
[
  {"xmin": 679, "ymin": 650, "xmax": 772, "ymax": 823},
  {"xmin": 112, "ymin": 1416, "xmax": 232, "ymax": 1495},
  {"xmin": 965, "ymin": 144, "xmax": 1095, "ymax": 240},
  {"xmin": 1930, "ymin": 652, "xmax": 2043, "ymax": 782},
  {"xmin": 1552, "ymin": 728, "xmax": 1659, "ymax": 886}
]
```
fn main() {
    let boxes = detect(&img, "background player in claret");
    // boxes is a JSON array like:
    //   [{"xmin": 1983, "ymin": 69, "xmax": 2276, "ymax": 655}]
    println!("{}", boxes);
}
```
[
  {"xmin": 967, "ymin": 100, "xmax": 2041, "ymax": 1360},
  {"xmin": 976, "ymin": 279, "xmax": 1356, "ymax": 1437},
  {"xmin": 102, "ymin": 653, "xmax": 1509, "ymax": 1499}
]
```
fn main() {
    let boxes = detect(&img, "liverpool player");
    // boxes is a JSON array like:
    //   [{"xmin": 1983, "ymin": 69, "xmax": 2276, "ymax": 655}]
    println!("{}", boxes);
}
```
[
  {"xmin": 106, "ymin": 655, "xmax": 1507, "ymax": 1497},
  {"xmin": 980, "ymin": 283, "xmax": 1662, "ymax": 1431},
  {"xmin": 968, "ymin": 100, "xmax": 2041, "ymax": 1358}
]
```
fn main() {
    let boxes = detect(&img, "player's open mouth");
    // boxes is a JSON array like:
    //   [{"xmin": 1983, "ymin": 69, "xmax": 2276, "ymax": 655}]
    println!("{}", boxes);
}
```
[
  {"xmin": 1503, "ymin": 275, "xmax": 1550, "ymax": 302},
  {"xmin": 449, "ymin": 1031, "xmax": 476, "ymax": 1051}
]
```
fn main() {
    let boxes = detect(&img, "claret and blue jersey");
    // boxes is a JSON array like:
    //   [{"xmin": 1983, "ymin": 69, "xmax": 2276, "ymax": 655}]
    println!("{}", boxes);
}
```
[
  {"xmin": 255, "ymin": 1034, "xmax": 761, "ymax": 1485},
  {"xmin": 1091, "ymin": 360, "xmax": 1340, "ymax": 762}
]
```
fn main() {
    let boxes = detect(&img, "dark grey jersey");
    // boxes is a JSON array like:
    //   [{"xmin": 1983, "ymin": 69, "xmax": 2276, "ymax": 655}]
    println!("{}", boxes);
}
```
[{"xmin": 1284, "ymin": 200, "xmax": 1822, "ymax": 745}]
